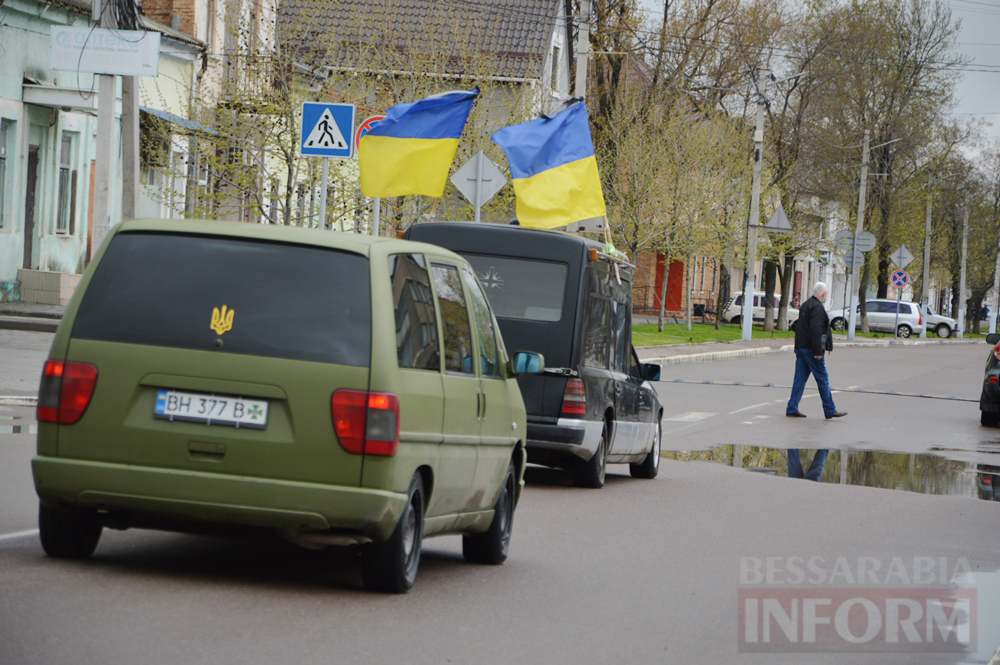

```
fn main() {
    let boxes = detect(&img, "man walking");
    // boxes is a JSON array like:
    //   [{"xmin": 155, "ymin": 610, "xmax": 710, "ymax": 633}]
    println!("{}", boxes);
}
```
[{"xmin": 786, "ymin": 281, "xmax": 846, "ymax": 480}]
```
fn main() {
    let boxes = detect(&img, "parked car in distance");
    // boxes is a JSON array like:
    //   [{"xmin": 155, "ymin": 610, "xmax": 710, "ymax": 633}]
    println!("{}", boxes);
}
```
[
  {"xmin": 720, "ymin": 292, "xmax": 799, "ymax": 329},
  {"xmin": 404, "ymin": 222, "xmax": 663, "ymax": 489},
  {"xmin": 980, "ymin": 332, "xmax": 1000, "ymax": 427},
  {"xmin": 829, "ymin": 299, "xmax": 924, "ymax": 338},
  {"xmin": 922, "ymin": 305, "xmax": 957, "ymax": 338},
  {"xmin": 32, "ymin": 219, "xmax": 544, "ymax": 593}
]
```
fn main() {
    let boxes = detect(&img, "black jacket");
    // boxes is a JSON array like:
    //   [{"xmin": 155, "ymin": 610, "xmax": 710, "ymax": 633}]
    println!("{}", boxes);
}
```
[{"xmin": 794, "ymin": 296, "xmax": 832, "ymax": 356}]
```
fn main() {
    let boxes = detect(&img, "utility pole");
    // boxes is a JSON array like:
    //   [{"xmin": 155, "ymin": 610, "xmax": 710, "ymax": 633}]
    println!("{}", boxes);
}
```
[
  {"xmin": 920, "ymin": 174, "xmax": 932, "ymax": 339},
  {"xmin": 958, "ymin": 207, "xmax": 968, "ymax": 339},
  {"xmin": 988, "ymin": 232, "xmax": 1000, "ymax": 335},
  {"xmin": 740, "ymin": 69, "xmax": 766, "ymax": 342},
  {"xmin": 91, "ymin": 0, "xmax": 116, "ymax": 255},
  {"xmin": 575, "ymin": 0, "xmax": 592, "ymax": 99},
  {"xmin": 846, "ymin": 129, "xmax": 870, "ymax": 341}
]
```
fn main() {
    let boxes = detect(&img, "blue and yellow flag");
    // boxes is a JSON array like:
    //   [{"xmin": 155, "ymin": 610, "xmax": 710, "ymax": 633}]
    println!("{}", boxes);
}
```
[
  {"xmin": 491, "ymin": 102, "xmax": 606, "ymax": 229},
  {"xmin": 359, "ymin": 88, "xmax": 479, "ymax": 198}
]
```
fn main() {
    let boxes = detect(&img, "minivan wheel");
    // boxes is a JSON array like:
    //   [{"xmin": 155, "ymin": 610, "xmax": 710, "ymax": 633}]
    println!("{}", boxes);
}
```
[
  {"xmin": 573, "ymin": 422, "xmax": 607, "ymax": 489},
  {"xmin": 897, "ymin": 324, "xmax": 912, "ymax": 338},
  {"xmin": 936, "ymin": 324, "xmax": 952, "ymax": 338},
  {"xmin": 630, "ymin": 421, "xmax": 661, "ymax": 479},
  {"xmin": 831, "ymin": 317, "xmax": 847, "ymax": 332},
  {"xmin": 982, "ymin": 410, "xmax": 1000, "ymax": 427},
  {"xmin": 38, "ymin": 503, "xmax": 102, "ymax": 559},
  {"xmin": 361, "ymin": 474, "xmax": 424, "ymax": 593},
  {"xmin": 463, "ymin": 461, "xmax": 516, "ymax": 565}
]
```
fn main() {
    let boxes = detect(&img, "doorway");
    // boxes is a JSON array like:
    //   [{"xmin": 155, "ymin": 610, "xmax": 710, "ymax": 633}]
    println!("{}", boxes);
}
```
[{"xmin": 23, "ymin": 145, "xmax": 38, "ymax": 269}]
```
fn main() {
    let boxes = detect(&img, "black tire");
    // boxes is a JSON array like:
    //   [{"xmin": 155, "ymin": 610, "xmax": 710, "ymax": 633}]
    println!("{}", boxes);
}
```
[
  {"xmin": 897, "ymin": 324, "xmax": 912, "ymax": 338},
  {"xmin": 936, "ymin": 324, "xmax": 952, "ymax": 339},
  {"xmin": 630, "ymin": 420, "xmax": 661, "ymax": 479},
  {"xmin": 361, "ymin": 474, "xmax": 424, "ymax": 593},
  {"xmin": 730, "ymin": 315, "xmax": 742, "ymax": 326},
  {"xmin": 573, "ymin": 421, "xmax": 608, "ymax": 488},
  {"xmin": 831, "ymin": 317, "xmax": 847, "ymax": 332},
  {"xmin": 982, "ymin": 410, "xmax": 1000, "ymax": 427},
  {"xmin": 463, "ymin": 461, "xmax": 516, "ymax": 564},
  {"xmin": 38, "ymin": 503, "xmax": 102, "ymax": 559}
]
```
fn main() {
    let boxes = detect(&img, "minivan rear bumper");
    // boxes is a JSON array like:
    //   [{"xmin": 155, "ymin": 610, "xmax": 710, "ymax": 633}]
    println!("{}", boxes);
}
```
[
  {"xmin": 32, "ymin": 456, "xmax": 407, "ymax": 542},
  {"xmin": 526, "ymin": 418, "xmax": 603, "ymax": 462}
]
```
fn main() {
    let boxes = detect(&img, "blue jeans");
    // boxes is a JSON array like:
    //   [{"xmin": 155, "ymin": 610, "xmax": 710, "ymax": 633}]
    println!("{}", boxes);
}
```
[
  {"xmin": 787, "ymin": 448, "xmax": 829, "ymax": 481},
  {"xmin": 786, "ymin": 348, "xmax": 838, "ymax": 417}
]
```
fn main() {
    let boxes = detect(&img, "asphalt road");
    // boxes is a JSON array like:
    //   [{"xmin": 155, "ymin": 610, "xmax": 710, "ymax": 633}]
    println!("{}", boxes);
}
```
[{"xmin": 1, "ymin": 341, "xmax": 999, "ymax": 663}]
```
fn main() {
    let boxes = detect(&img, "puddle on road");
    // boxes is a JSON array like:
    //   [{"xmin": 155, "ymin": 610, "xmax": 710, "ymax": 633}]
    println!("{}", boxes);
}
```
[{"xmin": 665, "ymin": 445, "xmax": 1000, "ymax": 503}]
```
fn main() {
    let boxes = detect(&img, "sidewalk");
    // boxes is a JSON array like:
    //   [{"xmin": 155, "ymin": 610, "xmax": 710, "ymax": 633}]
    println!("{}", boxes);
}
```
[{"xmin": 0, "ymin": 301, "xmax": 62, "ymax": 333}]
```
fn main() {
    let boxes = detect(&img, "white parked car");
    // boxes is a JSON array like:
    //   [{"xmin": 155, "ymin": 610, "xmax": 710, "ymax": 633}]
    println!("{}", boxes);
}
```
[
  {"xmin": 721, "ymin": 292, "xmax": 799, "ymax": 329},
  {"xmin": 828, "ymin": 299, "xmax": 925, "ymax": 338},
  {"xmin": 922, "ymin": 305, "xmax": 956, "ymax": 338}
]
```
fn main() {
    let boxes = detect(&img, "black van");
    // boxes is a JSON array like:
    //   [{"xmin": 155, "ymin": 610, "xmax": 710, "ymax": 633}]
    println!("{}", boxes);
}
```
[{"xmin": 404, "ymin": 222, "xmax": 663, "ymax": 488}]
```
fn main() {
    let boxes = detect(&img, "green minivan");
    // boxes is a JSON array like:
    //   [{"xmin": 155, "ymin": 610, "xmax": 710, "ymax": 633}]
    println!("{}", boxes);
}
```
[{"xmin": 32, "ymin": 220, "xmax": 542, "ymax": 593}]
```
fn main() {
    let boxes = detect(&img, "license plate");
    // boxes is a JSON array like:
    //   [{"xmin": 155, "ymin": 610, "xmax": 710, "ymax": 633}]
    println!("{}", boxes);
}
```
[{"xmin": 154, "ymin": 390, "xmax": 269, "ymax": 429}]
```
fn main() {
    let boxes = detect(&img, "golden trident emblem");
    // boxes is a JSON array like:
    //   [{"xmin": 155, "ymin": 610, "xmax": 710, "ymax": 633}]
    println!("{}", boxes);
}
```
[{"xmin": 210, "ymin": 305, "xmax": 234, "ymax": 335}]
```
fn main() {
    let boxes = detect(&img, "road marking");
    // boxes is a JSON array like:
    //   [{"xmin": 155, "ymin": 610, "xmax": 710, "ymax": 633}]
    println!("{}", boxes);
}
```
[
  {"xmin": 0, "ymin": 529, "xmax": 38, "ymax": 543},
  {"xmin": 664, "ymin": 412, "xmax": 716, "ymax": 422},
  {"xmin": 730, "ymin": 402, "xmax": 773, "ymax": 414},
  {"xmin": 742, "ymin": 415, "xmax": 771, "ymax": 425}
]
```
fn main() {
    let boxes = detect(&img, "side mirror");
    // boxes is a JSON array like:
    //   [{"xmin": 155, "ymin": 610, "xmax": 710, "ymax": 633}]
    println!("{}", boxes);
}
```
[
  {"xmin": 987, "ymin": 333, "xmax": 1000, "ymax": 345},
  {"xmin": 509, "ymin": 351, "xmax": 544, "ymax": 375},
  {"xmin": 642, "ymin": 363, "xmax": 661, "ymax": 382}
]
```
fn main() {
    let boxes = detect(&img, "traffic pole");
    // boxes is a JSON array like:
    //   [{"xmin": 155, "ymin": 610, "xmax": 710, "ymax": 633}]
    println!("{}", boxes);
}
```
[{"xmin": 847, "ymin": 130, "xmax": 871, "ymax": 341}]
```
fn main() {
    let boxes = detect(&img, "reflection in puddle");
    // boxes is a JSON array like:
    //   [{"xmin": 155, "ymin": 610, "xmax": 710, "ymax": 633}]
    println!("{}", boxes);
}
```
[{"xmin": 665, "ymin": 446, "xmax": 1000, "ymax": 502}]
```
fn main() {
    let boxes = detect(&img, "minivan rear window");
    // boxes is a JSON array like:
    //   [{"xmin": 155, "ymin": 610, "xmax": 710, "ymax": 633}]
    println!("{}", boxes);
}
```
[
  {"xmin": 462, "ymin": 254, "xmax": 567, "ymax": 322},
  {"xmin": 72, "ymin": 232, "xmax": 371, "ymax": 365}
]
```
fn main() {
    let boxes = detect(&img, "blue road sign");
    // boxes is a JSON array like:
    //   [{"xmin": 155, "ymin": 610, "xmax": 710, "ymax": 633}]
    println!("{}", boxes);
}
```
[
  {"xmin": 890, "ymin": 269, "xmax": 908, "ymax": 288},
  {"xmin": 301, "ymin": 103, "xmax": 355, "ymax": 158}
]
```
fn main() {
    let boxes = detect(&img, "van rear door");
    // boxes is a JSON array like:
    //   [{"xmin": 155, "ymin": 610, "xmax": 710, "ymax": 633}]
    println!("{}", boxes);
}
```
[{"xmin": 57, "ymin": 231, "xmax": 371, "ymax": 489}]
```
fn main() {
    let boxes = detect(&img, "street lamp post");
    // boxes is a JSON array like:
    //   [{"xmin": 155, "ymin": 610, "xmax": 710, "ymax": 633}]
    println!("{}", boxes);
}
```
[
  {"xmin": 920, "ymin": 174, "xmax": 933, "ymax": 339},
  {"xmin": 846, "ymin": 130, "xmax": 870, "ymax": 341},
  {"xmin": 958, "ymin": 207, "xmax": 968, "ymax": 339},
  {"xmin": 741, "ymin": 70, "xmax": 766, "ymax": 342}
]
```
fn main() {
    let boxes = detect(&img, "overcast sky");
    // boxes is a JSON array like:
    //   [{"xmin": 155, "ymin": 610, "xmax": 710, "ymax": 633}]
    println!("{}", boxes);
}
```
[{"xmin": 633, "ymin": 0, "xmax": 1000, "ymax": 141}]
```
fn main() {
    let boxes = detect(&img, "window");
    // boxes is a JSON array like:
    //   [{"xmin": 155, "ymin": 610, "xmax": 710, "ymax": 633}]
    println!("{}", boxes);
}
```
[
  {"xmin": 461, "ymin": 254, "xmax": 567, "ymax": 322},
  {"xmin": 550, "ymin": 45, "xmax": 561, "ymax": 89},
  {"xmin": 431, "ymin": 263, "xmax": 474, "ymax": 375},
  {"xmin": 583, "ymin": 268, "xmax": 611, "ymax": 369},
  {"xmin": 72, "ymin": 232, "xmax": 372, "ymax": 365},
  {"xmin": 461, "ymin": 265, "xmax": 500, "ymax": 378},
  {"xmin": 0, "ymin": 120, "xmax": 7, "ymax": 229},
  {"xmin": 389, "ymin": 253, "xmax": 439, "ymax": 371},
  {"xmin": 56, "ymin": 134, "xmax": 77, "ymax": 234}
]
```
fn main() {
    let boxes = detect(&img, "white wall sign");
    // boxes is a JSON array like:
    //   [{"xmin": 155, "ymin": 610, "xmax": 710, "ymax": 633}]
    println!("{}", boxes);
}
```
[{"xmin": 50, "ymin": 27, "xmax": 160, "ymax": 76}]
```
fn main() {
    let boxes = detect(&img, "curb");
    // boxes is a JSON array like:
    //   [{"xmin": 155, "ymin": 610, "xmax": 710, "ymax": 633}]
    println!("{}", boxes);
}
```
[
  {"xmin": 0, "ymin": 316, "xmax": 59, "ymax": 333},
  {"xmin": 0, "ymin": 396, "xmax": 37, "ymax": 407}
]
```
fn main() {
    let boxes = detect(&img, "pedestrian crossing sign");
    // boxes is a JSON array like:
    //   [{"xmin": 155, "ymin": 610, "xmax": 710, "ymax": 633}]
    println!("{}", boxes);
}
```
[{"xmin": 300, "ymin": 102, "xmax": 355, "ymax": 158}]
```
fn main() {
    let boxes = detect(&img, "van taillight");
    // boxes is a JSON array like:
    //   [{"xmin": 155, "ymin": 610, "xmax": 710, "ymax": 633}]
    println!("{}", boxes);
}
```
[
  {"xmin": 918, "ymin": 310, "xmax": 922, "ymax": 325},
  {"xmin": 993, "ymin": 342, "xmax": 1000, "ymax": 362},
  {"xmin": 331, "ymin": 390, "xmax": 400, "ymax": 456},
  {"xmin": 561, "ymin": 378, "xmax": 587, "ymax": 416},
  {"xmin": 37, "ymin": 360, "xmax": 98, "ymax": 424}
]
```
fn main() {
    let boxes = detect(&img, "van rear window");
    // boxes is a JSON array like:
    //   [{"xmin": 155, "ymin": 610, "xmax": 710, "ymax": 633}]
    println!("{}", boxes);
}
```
[
  {"xmin": 72, "ymin": 232, "xmax": 371, "ymax": 366},
  {"xmin": 462, "ymin": 254, "xmax": 567, "ymax": 322}
]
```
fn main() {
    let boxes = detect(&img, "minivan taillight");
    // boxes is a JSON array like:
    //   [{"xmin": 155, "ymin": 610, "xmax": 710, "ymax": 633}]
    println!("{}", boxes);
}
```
[
  {"xmin": 331, "ymin": 390, "xmax": 400, "ymax": 456},
  {"xmin": 918, "ymin": 310, "xmax": 922, "ymax": 326},
  {"xmin": 561, "ymin": 378, "xmax": 587, "ymax": 417},
  {"xmin": 993, "ymin": 342, "xmax": 1000, "ymax": 362},
  {"xmin": 37, "ymin": 360, "xmax": 98, "ymax": 424}
]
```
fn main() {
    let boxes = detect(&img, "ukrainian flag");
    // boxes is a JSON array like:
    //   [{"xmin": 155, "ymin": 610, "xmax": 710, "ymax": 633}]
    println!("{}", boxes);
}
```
[
  {"xmin": 359, "ymin": 88, "xmax": 479, "ymax": 198},
  {"xmin": 491, "ymin": 102, "xmax": 606, "ymax": 229}
]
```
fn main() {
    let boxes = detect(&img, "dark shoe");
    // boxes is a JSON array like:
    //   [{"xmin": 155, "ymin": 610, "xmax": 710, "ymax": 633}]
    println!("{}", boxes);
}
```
[
  {"xmin": 825, "ymin": 411, "xmax": 847, "ymax": 420},
  {"xmin": 786, "ymin": 411, "xmax": 807, "ymax": 418}
]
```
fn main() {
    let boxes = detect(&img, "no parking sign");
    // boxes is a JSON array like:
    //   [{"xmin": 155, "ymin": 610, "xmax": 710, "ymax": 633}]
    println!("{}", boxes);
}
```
[{"xmin": 890, "ymin": 269, "xmax": 909, "ymax": 289}]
